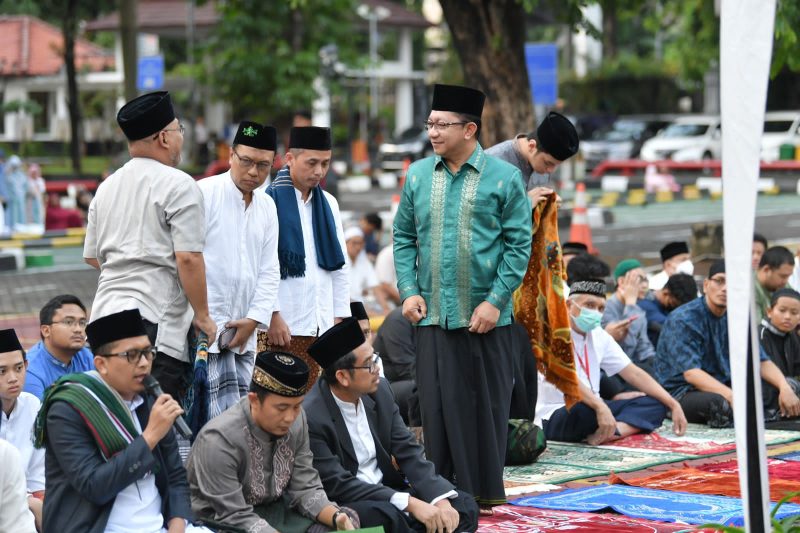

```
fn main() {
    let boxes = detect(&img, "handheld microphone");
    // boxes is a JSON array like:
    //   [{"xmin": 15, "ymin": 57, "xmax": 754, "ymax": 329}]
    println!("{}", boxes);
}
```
[{"xmin": 143, "ymin": 375, "xmax": 193, "ymax": 440}]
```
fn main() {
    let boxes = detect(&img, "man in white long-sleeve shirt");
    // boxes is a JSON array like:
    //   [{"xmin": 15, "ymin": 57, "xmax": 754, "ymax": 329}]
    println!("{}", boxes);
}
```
[
  {"xmin": 263, "ymin": 126, "xmax": 350, "ymax": 390},
  {"xmin": 199, "ymin": 121, "xmax": 281, "ymax": 418}
]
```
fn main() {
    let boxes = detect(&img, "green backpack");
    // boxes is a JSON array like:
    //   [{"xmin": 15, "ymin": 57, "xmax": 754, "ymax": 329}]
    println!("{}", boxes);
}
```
[{"xmin": 506, "ymin": 419, "xmax": 547, "ymax": 465}]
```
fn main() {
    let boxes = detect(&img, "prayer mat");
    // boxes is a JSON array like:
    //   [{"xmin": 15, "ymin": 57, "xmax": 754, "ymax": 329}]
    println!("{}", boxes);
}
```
[
  {"xmin": 477, "ymin": 504, "xmax": 697, "ymax": 532},
  {"xmin": 599, "ymin": 431, "xmax": 736, "ymax": 456},
  {"xmin": 659, "ymin": 420, "xmax": 800, "ymax": 445},
  {"xmin": 512, "ymin": 194, "xmax": 580, "ymax": 408},
  {"xmin": 503, "ymin": 462, "xmax": 600, "ymax": 485},
  {"xmin": 778, "ymin": 451, "xmax": 800, "ymax": 462},
  {"xmin": 696, "ymin": 457, "xmax": 800, "ymax": 483},
  {"xmin": 610, "ymin": 468, "xmax": 800, "ymax": 504},
  {"xmin": 537, "ymin": 442, "xmax": 692, "ymax": 473},
  {"xmin": 504, "ymin": 482, "xmax": 561, "ymax": 497},
  {"xmin": 511, "ymin": 484, "xmax": 800, "ymax": 526}
]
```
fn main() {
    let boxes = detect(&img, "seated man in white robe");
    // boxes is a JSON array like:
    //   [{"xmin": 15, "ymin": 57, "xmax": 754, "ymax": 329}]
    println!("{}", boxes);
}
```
[{"xmin": 536, "ymin": 280, "xmax": 688, "ymax": 445}]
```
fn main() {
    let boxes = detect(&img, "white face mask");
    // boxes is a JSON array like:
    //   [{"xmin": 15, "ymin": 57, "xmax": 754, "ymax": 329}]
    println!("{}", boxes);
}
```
[{"xmin": 676, "ymin": 259, "xmax": 694, "ymax": 275}]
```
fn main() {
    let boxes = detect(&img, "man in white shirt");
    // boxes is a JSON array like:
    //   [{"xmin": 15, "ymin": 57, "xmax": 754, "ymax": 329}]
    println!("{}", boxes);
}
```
[
  {"xmin": 0, "ymin": 439, "xmax": 37, "ymax": 533},
  {"xmin": 265, "ymin": 127, "xmax": 350, "ymax": 390},
  {"xmin": 84, "ymin": 91, "xmax": 216, "ymax": 404},
  {"xmin": 344, "ymin": 226, "xmax": 383, "ymax": 305},
  {"xmin": 0, "ymin": 329, "xmax": 44, "ymax": 530},
  {"xmin": 304, "ymin": 318, "xmax": 478, "ymax": 532},
  {"xmin": 374, "ymin": 238, "xmax": 400, "ymax": 307},
  {"xmin": 649, "ymin": 241, "xmax": 693, "ymax": 291},
  {"xmin": 535, "ymin": 280, "xmax": 688, "ymax": 445},
  {"xmin": 199, "ymin": 121, "xmax": 280, "ymax": 419}
]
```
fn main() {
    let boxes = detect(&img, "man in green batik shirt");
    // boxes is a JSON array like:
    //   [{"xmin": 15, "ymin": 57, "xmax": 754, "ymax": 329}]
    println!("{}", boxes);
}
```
[{"xmin": 393, "ymin": 84, "xmax": 532, "ymax": 512}]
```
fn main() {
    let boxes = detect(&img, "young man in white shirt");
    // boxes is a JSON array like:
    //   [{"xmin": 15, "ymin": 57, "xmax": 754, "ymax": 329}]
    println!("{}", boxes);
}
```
[
  {"xmin": 199, "ymin": 121, "xmax": 280, "ymax": 418},
  {"xmin": 304, "ymin": 318, "xmax": 478, "ymax": 532},
  {"xmin": 265, "ymin": 127, "xmax": 350, "ymax": 390},
  {"xmin": 0, "ymin": 329, "xmax": 44, "ymax": 530},
  {"xmin": 535, "ymin": 280, "xmax": 688, "ymax": 445}
]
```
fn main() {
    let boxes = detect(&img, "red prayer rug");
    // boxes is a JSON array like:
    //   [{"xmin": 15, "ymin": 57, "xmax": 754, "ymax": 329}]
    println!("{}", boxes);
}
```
[
  {"xmin": 696, "ymin": 457, "xmax": 800, "ymax": 483},
  {"xmin": 477, "ymin": 504, "xmax": 698, "ymax": 532},
  {"xmin": 610, "ymin": 467, "xmax": 800, "ymax": 504},
  {"xmin": 602, "ymin": 431, "xmax": 736, "ymax": 456}
]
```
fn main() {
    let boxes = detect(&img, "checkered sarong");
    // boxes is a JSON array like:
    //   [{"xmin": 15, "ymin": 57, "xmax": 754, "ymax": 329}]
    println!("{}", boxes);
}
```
[{"xmin": 208, "ymin": 348, "xmax": 254, "ymax": 418}]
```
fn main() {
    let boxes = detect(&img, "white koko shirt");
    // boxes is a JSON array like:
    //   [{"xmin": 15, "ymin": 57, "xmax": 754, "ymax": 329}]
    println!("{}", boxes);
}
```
[
  {"xmin": 274, "ymin": 188, "xmax": 350, "ymax": 337},
  {"xmin": 199, "ymin": 172, "xmax": 280, "ymax": 353}
]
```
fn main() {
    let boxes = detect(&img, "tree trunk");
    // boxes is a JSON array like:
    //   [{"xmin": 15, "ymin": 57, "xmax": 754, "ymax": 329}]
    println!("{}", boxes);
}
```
[
  {"xmin": 602, "ymin": 0, "xmax": 618, "ymax": 60},
  {"xmin": 120, "ymin": 0, "xmax": 138, "ymax": 101},
  {"xmin": 438, "ymin": 0, "xmax": 535, "ymax": 147},
  {"xmin": 63, "ymin": 0, "xmax": 82, "ymax": 175}
]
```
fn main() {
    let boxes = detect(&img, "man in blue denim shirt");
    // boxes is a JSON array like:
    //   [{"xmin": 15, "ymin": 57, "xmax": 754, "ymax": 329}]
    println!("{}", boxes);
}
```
[{"xmin": 656, "ymin": 260, "xmax": 800, "ymax": 427}]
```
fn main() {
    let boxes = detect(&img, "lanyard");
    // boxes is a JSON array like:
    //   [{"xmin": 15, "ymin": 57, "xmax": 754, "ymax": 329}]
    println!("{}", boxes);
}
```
[{"xmin": 577, "ymin": 341, "xmax": 592, "ymax": 391}]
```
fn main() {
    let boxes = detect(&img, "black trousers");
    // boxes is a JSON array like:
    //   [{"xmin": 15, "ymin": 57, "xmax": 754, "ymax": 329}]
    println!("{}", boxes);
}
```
[
  {"xmin": 342, "ymin": 490, "xmax": 478, "ymax": 533},
  {"xmin": 389, "ymin": 379, "xmax": 418, "ymax": 426},
  {"xmin": 415, "ymin": 325, "xmax": 514, "ymax": 506},
  {"xmin": 544, "ymin": 395, "xmax": 666, "ymax": 442},
  {"xmin": 679, "ymin": 390, "xmax": 733, "ymax": 428},
  {"xmin": 143, "ymin": 319, "xmax": 192, "ymax": 404}
]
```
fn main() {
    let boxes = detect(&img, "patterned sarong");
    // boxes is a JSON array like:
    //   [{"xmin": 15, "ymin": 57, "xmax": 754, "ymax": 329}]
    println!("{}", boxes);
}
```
[{"xmin": 512, "ymin": 195, "xmax": 580, "ymax": 407}]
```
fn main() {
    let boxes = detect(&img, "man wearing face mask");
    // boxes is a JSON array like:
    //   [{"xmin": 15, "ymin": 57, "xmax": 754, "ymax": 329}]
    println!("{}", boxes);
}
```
[
  {"xmin": 535, "ymin": 279, "xmax": 687, "ymax": 445},
  {"xmin": 649, "ymin": 241, "xmax": 693, "ymax": 291}
]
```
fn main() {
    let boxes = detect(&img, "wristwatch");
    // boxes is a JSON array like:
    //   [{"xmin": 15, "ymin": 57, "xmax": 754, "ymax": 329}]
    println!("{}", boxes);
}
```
[{"xmin": 332, "ymin": 509, "xmax": 345, "ymax": 527}]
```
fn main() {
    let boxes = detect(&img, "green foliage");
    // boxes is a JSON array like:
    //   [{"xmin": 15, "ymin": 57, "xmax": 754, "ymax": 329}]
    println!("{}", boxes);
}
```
[
  {"xmin": 2, "ymin": 99, "xmax": 42, "ymax": 116},
  {"xmin": 202, "ymin": 0, "xmax": 360, "ymax": 121},
  {"xmin": 655, "ymin": 0, "xmax": 800, "ymax": 81},
  {"xmin": 0, "ymin": 0, "xmax": 41, "ymax": 17},
  {"xmin": 772, "ymin": 0, "xmax": 800, "ymax": 77}
]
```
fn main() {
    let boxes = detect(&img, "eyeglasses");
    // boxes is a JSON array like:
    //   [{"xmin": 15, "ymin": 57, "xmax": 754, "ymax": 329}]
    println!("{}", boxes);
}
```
[
  {"xmin": 232, "ymin": 148, "xmax": 272, "ymax": 173},
  {"xmin": 99, "ymin": 347, "xmax": 157, "ymax": 364},
  {"xmin": 50, "ymin": 318, "xmax": 88, "ymax": 329},
  {"xmin": 163, "ymin": 123, "xmax": 185, "ymax": 135},
  {"xmin": 153, "ymin": 124, "xmax": 185, "ymax": 140},
  {"xmin": 708, "ymin": 277, "xmax": 727, "ymax": 287},
  {"xmin": 348, "ymin": 353, "xmax": 381, "ymax": 373},
  {"xmin": 423, "ymin": 121, "xmax": 468, "ymax": 132}
]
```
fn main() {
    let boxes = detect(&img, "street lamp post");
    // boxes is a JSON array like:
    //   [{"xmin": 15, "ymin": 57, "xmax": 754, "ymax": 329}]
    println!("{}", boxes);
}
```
[{"xmin": 356, "ymin": 4, "xmax": 390, "ymax": 120}]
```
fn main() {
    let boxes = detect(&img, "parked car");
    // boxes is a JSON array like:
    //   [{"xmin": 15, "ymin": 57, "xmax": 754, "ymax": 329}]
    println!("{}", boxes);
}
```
[
  {"xmin": 640, "ymin": 115, "xmax": 722, "ymax": 161},
  {"xmin": 580, "ymin": 116, "xmax": 672, "ymax": 170},
  {"xmin": 378, "ymin": 127, "xmax": 432, "ymax": 173},
  {"xmin": 760, "ymin": 111, "xmax": 800, "ymax": 162}
]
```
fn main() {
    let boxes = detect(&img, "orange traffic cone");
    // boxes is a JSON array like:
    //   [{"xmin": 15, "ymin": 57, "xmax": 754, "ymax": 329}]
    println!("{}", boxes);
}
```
[
  {"xmin": 390, "ymin": 193, "xmax": 401, "ymax": 220},
  {"xmin": 398, "ymin": 157, "xmax": 411, "ymax": 189},
  {"xmin": 568, "ymin": 182, "xmax": 596, "ymax": 254}
]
